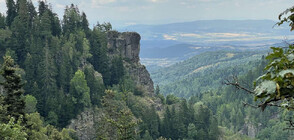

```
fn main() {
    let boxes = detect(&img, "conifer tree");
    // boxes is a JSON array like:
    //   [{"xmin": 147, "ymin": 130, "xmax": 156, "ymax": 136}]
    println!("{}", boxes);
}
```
[
  {"xmin": 6, "ymin": 0, "xmax": 17, "ymax": 27},
  {"xmin": 110, "ymin": 56, "xmax": 124, "ymax": 85},
  {"xmin": 89, "ymin": 26, "xmax": 111, "ymax": 85},
  {"xmin": 10, "ymin": 0, "xmax": 30, "ymax": 64},
  {"xmin": 1, "ymin": 56, "xmax": 25, "ymax": 122},
  {"xmin": 37, "ymin": 46, "xmax": 58, "ymax": 116},
  {"xmin": 155, "ymin": 85, "xmax": 160, "ymax": 95},
  {"xmin": 0, "ymin": 13, "xmax": 6, "ymax": 29}
]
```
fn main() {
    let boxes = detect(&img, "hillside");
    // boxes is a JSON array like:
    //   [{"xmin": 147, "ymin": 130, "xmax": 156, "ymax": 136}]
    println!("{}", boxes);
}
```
[
  {"xmin": 150, "ymin": 50, "xmax": 265, "ymax": 95},
  {"xmin": 0, "ymin": 1, "xmax": 227, "ymax": 139}
]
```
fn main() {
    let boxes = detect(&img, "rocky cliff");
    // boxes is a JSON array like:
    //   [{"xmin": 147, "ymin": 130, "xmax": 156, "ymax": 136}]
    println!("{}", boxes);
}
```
[
  {"xmin": 68, "ymin": 31, "xmax": 157, "ymax": 140},
  {"xmin": 107, "ymin": 31, "xmax": 154, "ymax": 96}
]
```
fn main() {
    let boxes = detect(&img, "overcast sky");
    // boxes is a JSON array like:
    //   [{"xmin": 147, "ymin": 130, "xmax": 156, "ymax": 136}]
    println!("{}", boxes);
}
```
[{"xmin": 0, "ymin": 0, "xmax": 293, "ymax": 28}]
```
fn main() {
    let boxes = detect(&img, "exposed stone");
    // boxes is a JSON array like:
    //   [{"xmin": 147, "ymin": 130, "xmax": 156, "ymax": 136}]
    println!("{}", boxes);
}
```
[
  {"xmin": 68, "ymin": 109, "xmax": 96, "ymax": 140},
  {"xmin": 239, "ymin": 120, "xmax": 260, "ymax": 138},
  {"xmin": 107, "ymin": 31, "xmax": 154, "ymax": 96},
  {"xmin": 68, "ymin": 31, "xmax": 157, "ymax": 140},
  {"xmin": 107, "ymin": 31, "xmax": 140, "ymax": 63}
]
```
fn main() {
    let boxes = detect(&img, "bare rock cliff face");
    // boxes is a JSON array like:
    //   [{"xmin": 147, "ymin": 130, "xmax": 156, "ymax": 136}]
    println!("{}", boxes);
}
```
[{"xmin": 107, "ymin": 31, "xmax": 154, "ymax": 96}]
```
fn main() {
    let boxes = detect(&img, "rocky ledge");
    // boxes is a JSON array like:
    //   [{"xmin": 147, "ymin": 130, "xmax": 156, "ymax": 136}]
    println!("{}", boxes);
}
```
[{"xmin": 107, "ymin": 31, "xmax": 154, "ymax": 96}]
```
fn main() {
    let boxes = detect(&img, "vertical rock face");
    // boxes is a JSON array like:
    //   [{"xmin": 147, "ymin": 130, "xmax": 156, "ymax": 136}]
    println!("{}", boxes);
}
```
[
  {"xmin": 107, "ymin": 31, "xmax": 140, "ymax": 63},
  {"xmin": 107, "ymin": 31, "xmax": 154, "ymax": 96}
]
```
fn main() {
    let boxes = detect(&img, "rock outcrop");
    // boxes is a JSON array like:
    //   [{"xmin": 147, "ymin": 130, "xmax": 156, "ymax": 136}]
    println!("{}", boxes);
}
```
[
  {"xmin": 68, "ymin": 31, "xmax": 156, "ymax": 140},
  {"xmin": 68, "ymin": 109, "xmax": 96, "ymax": 140},
  {"xmin": 107, "ymin": 31, "xmax": 154, "ymax": 96}
]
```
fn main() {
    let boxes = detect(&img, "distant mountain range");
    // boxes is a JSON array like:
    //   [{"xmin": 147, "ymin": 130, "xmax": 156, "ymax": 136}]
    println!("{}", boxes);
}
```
[
  {"xmin": 118, "ymin": 20, "xmax": 294, "ymax": 68},
  {"xmin": 119, "ymin": 20, "xmax": 292, "ymax": 42}
]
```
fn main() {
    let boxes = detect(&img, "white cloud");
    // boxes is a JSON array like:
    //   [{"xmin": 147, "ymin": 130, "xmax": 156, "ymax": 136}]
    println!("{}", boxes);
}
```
[
  {"xmin": 163, "ymin": 34, "xmax": 177, "ymax": 40},
  {"xmin": 180, "ymin": 33, "xmax": 203, "ymax": 38},
  {"xmin": 206, "ymin": 33, "xmax": 250, "ymax": 38}
]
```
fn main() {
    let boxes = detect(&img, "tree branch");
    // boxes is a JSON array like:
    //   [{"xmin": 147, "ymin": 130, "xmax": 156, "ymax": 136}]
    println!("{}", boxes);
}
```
[{"xmin": 223, "ymin": 76, "xmax": 255, "ymax": 94}]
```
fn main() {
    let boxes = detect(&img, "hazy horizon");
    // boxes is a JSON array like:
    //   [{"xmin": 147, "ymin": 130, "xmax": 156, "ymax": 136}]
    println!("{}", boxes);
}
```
[{"xmin": 0, "ymin": 0, "xmax": 293, "ymax": 28}]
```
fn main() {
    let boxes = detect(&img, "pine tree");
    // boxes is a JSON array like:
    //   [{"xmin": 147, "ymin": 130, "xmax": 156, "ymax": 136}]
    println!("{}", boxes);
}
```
[
  {"xmin": 0, "ymin": 13, "xmax": 6, "ymax": 29},
  {"xmin": 27, "ymin": 0, "xmax": 36, "ymax": 29},
  {"xmin": 39, "ymin": 10, "xmax": 52, "ymax": 39},
  {"xmin": 38, "ymin": 0, "xmax": 46, "ymax": 16},
  {"xmin": 89, "ymin": 26, "xmax": 111, "ymax": 85},
  {"xmin": 155, "ymin": 85, "xmax": 160, "ymax": 95},
  {"xmin": 110, "ymin": 56, "xmax": 124, "ymax": 85},
  {"xmin": 37, "ymin": 46, "xmax": 58, "ymax": 116},
  {"xmin": 24, "ymin": 53, "xmax": 35, "ymax": 95},
  {"xmin": 0, "ymin": 56, "xmax": 25, "ymax": 122},
  {"xmin": 6, "ymin": 0, "xmax": 17, "ymax": 27},
  {"xmin": 10, "ymin": 0, "xmax": 30, "ymax": 64},
  {"xmin": 81, "ymin": 12, "xmax": 90, "ymax": 37}
]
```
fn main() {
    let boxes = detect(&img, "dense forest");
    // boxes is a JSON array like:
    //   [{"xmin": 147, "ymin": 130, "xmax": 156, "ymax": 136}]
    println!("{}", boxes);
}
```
[
  {"xmin": 0, "ymin": 0, "xmax": 222, "ymax": 139},
  {"xmin": 1, "ymin": 0, "xmax": 294, "ymax": 140}
]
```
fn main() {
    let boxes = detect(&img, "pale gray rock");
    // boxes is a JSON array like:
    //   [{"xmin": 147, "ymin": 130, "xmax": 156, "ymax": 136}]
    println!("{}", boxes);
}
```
[{"xmin": 107, "ymin": 31, "xmax": 154, "ymax": 96}]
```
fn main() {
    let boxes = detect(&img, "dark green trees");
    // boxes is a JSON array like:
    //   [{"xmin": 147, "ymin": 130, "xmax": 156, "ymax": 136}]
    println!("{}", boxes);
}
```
[
  {"xmin": 0, "ymin": 14, "xmax": 6, "ymax": 29},
  {"xmin": 160, "ymin": 99, "xmax": 219, "ymax": 140},
  {"xmin": 6, "ymin": 0, "xmax": 17, "ymax": 27},
  {"xmin": 89, "ymin": 25, "xmax": 111, "ymax": 85},
  {"xmin": 10, "ymin": 0, "xmax": 30, "ymax": 64},
  {"xmin": 84, "ymin": 65, "xmax": 105, "ymax": 106},
  {"xmin": 110, "ymin": 56, "xmax": 125, "ymax": 85},
  {"xmin": 0, "ymin": 56, "xmax": 25, "ymax": 121}
]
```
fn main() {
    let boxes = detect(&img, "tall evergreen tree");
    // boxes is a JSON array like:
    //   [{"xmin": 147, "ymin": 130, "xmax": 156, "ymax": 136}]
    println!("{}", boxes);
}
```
[
  {"xmin": 6, "ymin": 0, "xmax": 17, "ymax": 27},
  {"xmin": 0, "ymin": 13, "xmax": 6, "ymax": 29},
  {"xmin": 37, "ymin": 46, "xmax": 58, "ymax": 116},
  {"xmin": 10, "ymin": 0, "xmax": 30, "ymax": 64},
  {"xmin": 110, "ymin": 56, "xmax": 124, "ymax": 85},
  {"xmin": 27, "ymin": 0, "xmax": 36, "ymax": 29},
  {"xmin": 0, "ymin": 56, "xmax": 25, "ymax": 122},
  {"xmin": 89, "ymin": 26, "xmax": 111, "ymax": 85}
]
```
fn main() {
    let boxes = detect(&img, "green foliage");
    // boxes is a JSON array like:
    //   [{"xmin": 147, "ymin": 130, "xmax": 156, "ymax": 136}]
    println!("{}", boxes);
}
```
[
  {"xmin": 142, "ymin": 130, "xmax": 153, "ymax": 140},
  {"xmin": 0, "ymin": 13, "xmax": 5, "ymax": 29},
  {"xmin": 70, "ymin": 70, "xmax": 91, "ymax": 113},
  {"xmin": 84, "ymin": 65, "xmax": 105, "ymax": 106},
  {"xmin": 6, "ymin": 0, "xmax": 17, "ymax": 27},
  {"xmin": 1, "ymin": 56, "xmax": 25, "ymax": 122},
  {"xmin": 166, "ymin": 94, "xmax": 179, "ymax": 105},
  {"xmin": 253, "ymin": 45, "xmax": 294, "ymax": 110},
  {"xmin": 10, "ymin": 0, "xmax": 30, "ymax": 64},
  {"xmin": 152, "ymin": 51, "xmax": 263, "ymax": 98},
  {"xmin": 24, "ymin": 94, "xmax": 37, "ymax": 113},
  {"xmin": 155, "ymin": 85, "xmax": 160, "ymax": 95},
  {"xmin": 0, "ymin": 117, "xmax": 27, "ymax": 139},
  {"xmin": 160, "ymin": 99, "xmax": 219, "ymax": 140},
  {"xmin": 98, "ymin": 90, "xmax": 139, "ymax": 140},
  {"xmin": 26, "ymin": 112, "xmax": 75, "ymax": 140},
  {"xmin": 133, "ymin": 85, "xmax": 145, "ymax": 96},
  {"xmin": 277, "ymin": 6, "xmax": 294, "ymax": 31},
  {"xmin": 110, "ymin": 56, "xmax": 125, "ymax": 85},
  {"xmin": 89, "ymin": 25, "xmax": 111, "ymax": 85}
]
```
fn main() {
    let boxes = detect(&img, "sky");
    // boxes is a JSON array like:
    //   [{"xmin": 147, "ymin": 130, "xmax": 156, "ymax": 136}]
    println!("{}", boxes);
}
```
[{"xmin": 0, "ymin": 0, "xmax": 293, "ymax": 28}]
